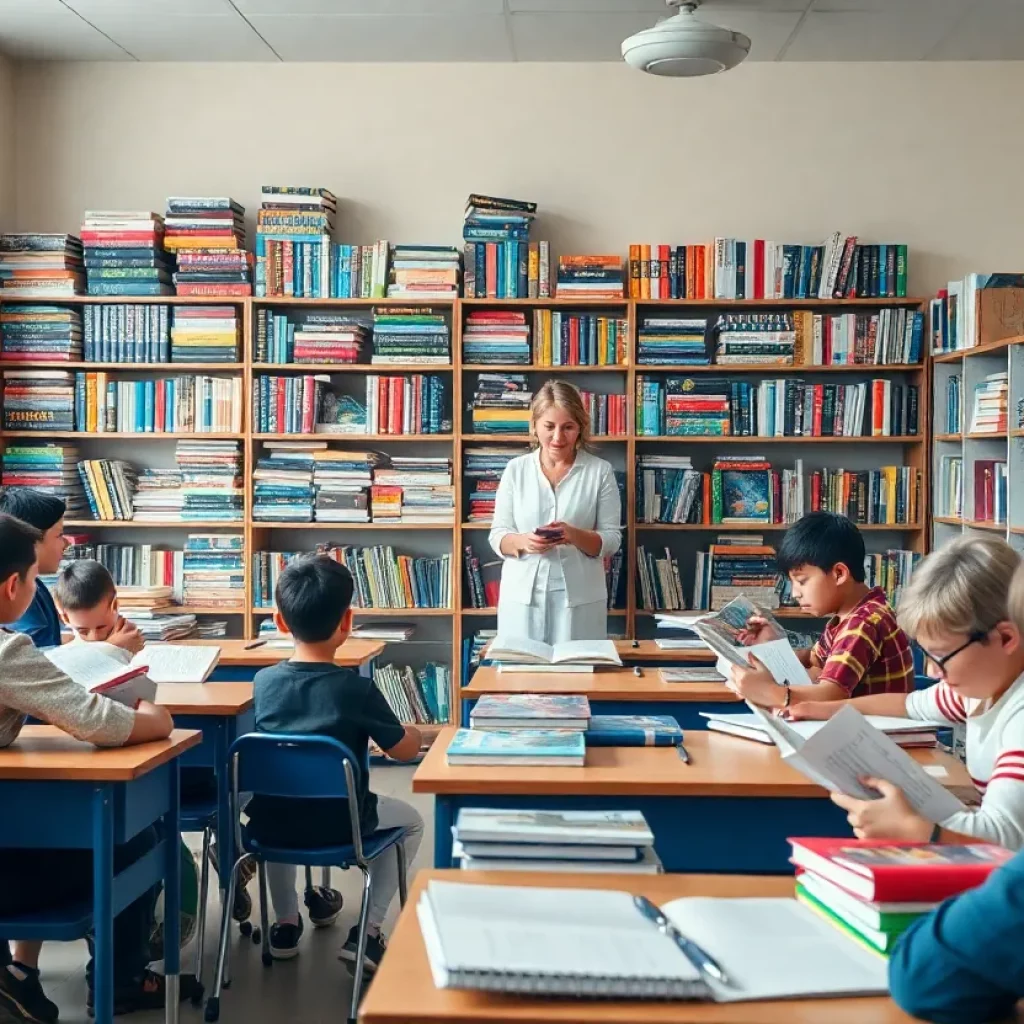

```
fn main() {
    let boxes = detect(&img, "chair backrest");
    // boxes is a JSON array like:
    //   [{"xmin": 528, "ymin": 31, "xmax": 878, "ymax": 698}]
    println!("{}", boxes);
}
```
[{"xmin": 228, "ymin": 732, "xmax": 367, "ymax": 861}]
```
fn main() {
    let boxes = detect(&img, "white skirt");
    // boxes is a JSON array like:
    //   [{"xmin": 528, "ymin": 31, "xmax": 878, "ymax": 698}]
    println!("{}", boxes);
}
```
[{"xmin": 497, "ymin": 587, "xmax": 608, "ymax": 645}]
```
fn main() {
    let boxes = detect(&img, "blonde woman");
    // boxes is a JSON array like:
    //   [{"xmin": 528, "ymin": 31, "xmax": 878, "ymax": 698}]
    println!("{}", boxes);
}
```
[{"xmin": 488, "ymin": 381, "xmax": 622, "ymax": 643}]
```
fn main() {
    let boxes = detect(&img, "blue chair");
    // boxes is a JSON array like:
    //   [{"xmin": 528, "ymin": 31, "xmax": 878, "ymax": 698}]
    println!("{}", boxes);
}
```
[{"xmin": 204, "ymin": 733, "xmax": 412, "ymax": 1024}]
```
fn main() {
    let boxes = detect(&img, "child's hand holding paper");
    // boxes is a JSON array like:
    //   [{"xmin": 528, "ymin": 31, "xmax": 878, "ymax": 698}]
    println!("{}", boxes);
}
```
[
  {"xmin": 831, "ymin": 775, "xmax": 935, "ymax": 842},
  {"xmin": 729, "ymin": 654, "xmax": 783, "ymax": 708}
]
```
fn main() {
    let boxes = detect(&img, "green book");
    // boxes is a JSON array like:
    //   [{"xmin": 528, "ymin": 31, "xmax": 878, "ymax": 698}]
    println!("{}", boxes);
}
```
[
  {"xmin": 797, "ymin": 871, "xmax": 929, "ymax": 934},
  {"xmin": 796, "ymin": 886, "xmax": 901, "ymax": 956}
]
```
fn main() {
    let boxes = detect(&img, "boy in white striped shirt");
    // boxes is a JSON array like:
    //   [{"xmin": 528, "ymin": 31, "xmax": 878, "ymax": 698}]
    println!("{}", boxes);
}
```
[{"xmin": 789, "ymin": 535, "xmax": 1024, "ymax": 850}]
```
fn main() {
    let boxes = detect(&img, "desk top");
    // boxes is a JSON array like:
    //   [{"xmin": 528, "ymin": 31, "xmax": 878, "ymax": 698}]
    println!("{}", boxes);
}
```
[
  {"xmin": 482, "ymin": 640, "xmax": 715, "ymax": 664},
  {"xmin": 0, "ymin": 726, "xmax": 201, "ymax": 782},
  {"xmin": 177, "ymin": 637, "xmax": 385, "ymax": 667},
  {"xmin": 413, "ymin": 727, "xmax": 970, "ymax": 798},
  {"xmin": 465, "ymin": 665, "xmax": 737, "ymax": 704},
  {"xmin": 155, "ymin": 683, "xmax": 254, "ymax": 715},
  {"xmin": 359, "ymin": 870, "xmax": 909, "ymax": 1024}
]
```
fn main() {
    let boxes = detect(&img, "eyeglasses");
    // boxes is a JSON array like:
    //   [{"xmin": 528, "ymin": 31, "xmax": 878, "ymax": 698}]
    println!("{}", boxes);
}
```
[{"xmin": 917, "ymin": 630, "xmax": 989, "ymax": 677}]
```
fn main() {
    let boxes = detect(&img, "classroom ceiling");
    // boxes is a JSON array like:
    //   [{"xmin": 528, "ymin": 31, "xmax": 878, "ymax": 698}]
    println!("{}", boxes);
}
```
[{"xmin": 0, "ymin": 0, "xmax": 1021, "ymax": 63}]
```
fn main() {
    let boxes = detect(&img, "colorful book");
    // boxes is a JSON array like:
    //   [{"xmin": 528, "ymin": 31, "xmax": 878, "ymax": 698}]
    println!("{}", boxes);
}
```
[
  {"xmin": 446, "ymin": 728, "xmax": 585, "ymax": 767},
  {"xmin": 586, "ymin": 715, "xmax": 683, "ymax": 747},
  {"xmin": 469, "ymin": 694, "xmax": 590, "ymax": 731},
  {"xmin": 796, "ymin": 870, "xmax": 932, "ymax": 935},
  {"xmin": 453, "ymin": 808, "xmax": 654, "ymax": 847}
]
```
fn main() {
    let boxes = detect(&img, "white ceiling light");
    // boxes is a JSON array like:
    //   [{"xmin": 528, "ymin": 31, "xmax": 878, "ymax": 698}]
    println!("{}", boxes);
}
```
[{"xmin": 621, "ymin": 0, "xmax": 752, "ymax": 78}]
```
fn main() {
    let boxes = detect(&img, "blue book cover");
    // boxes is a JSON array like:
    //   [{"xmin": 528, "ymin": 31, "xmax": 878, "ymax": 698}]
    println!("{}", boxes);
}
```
[
  {"xmin": 721, "ymin": 469, "xmax": 771, "ymax": 521},
  {"xmin": 470, "ymin": 694, "xmax": 590, "ymax": 725},
  {"xmin": 587, "ymin": 715, "xmax": 683, "ymax": 747},
  {"xmin": 447, "ymin": 728, "xmax": 585, "ymax": 765}
]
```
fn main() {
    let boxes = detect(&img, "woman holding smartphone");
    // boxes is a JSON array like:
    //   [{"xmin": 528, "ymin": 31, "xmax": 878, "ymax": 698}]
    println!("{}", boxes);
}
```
[{"xmin": 488, "ymin": 380, "xmax": 622, "ymax": 643}]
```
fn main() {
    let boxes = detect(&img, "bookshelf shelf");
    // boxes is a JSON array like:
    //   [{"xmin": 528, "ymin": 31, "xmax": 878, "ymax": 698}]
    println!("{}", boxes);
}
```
[
  {"xmin": 965, "ymin": 432, "xmax": 1007, "ymax": 441},
  {"xmin": 935, "ymin": 433, "xmax": 963, "ymax": 442},
  {"xmin": 255, "ymin": 363, "xmax": 454, "ymax": 373},
  {"xmin": 964, "ymin": 520, "xmax": 1008, "ymax": 532},
  {"xmin": 252, "ymin": 433, "xmax": 455, "ymax": 442},
  {"xmin": 4, "ymin": 431, "xmax": 242, "ymax": 440},
  {"xmin": 636, "ymin": 363, "xmax": 924, "ymax": 375},
  {"xmin": 933, "ymin": 516, "xmax": 964, "ymax": 526},
  {"xmin": 65, "ymin": 519, "xmax": 244, "ymax": 529},
  {"xmin": 1011, "ymin": 429, "xmax": 1024, "ymax": 438},
  {"xmin": 5, "ymin": 362, "xmax": 246, "ymax": 372},
  {"xmin": 633, "ymin": 297, "xmax": 925, "ymax": 308},
  {"xmin": 461, "ymin": 364, "xmax": 626, "ymax": 373},
  {"xmin": 251, "ymin": 521, "xmax": 454, "ymax": 530},
  {"xmin": 252, "ymin": 606, "xmax": 454, "ymax": 617},
  {"xmin": 634, "ymin": 435, "xmax": 922, "ymax": 444}
]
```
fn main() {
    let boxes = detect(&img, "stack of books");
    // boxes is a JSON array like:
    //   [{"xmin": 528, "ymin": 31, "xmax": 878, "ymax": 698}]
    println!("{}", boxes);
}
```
[
  {"xmin": 463, "ymin": 446, "xmax": 525, "ymax": 523},
  {"xmin": 256, "ymin": 185, "xmax": 336, "ymax": 299},
  {"xmin": 462, "ymin": 628, "xmax": 497, "ymax": 680},
  {"xmin": 253, "ymin": 447, "xmax": 317, "ymax": 523},
  {"xmin": 132, "ymin": 468, "xmax": 187, "ymax": 522},
  {"xmin": 635, "ymin": 375, "xmax": 730, "ymax": 437},
  {"xmin": 714, "ymin": 313, "xmax": 796, "ymax": 366},
  {"xmin": 359, "ymin": 374, "xmax": 449, "ymax": 435},
  {"xmin": 164, "ymin": 197, "xmax": 252, "ymax": 297},
  {"xmin": 469, "ymin": 694, "xmax": 590, "ymax": 731},
  {"xmin": 175, "ymin": 440, "xmax": 244, "ymax": 522},
  {"xmin": 790, "ymin": 838, "xmax": 1012, "ymax": 956},
  {"xmin": 555, "ymin": 255, "xmax": 624, "ymax": 299},
  {"xmin": 807, "ymin": 310, "xmax": 924, "ymax": 366},
  {"xmin": 115, "ymin": 584, "xmax": 176, "ymax": 615},
  {"xmin": 78, "ymin": 459, "xmax": 137, "ymax": 521},
  {"xmin": 387, "ymin": 245, "xmax": 460, "ymax": 300},
  {"xmin": 864, "ymin": 549, "xmax": 920, "ymax": 607},
  {"xmin": 373, "ymin": 663, "xmax": 451, "ymax": 725},
  {"xmin": 2, "ymin": 370, "xmax": 75, "ymax": 431},
  {"xmin": 170, "ymin": 305, "xmax": 241, "ymax": 364},
  {"xmin": 371, "ymin": 306, "xmax": 450, "ymax": 365},
  {"xmin": 0, "ymin": 234, "xmax": 84, "ymax": 297},
  {"xmin": 636, "ymin": 454, "xmax": 702, "ymax": 524},
  {"xmin": 808, "ymin": 466, "xmax": 920, "ymax": 526},
  {"xmin": 0, "ymin": 305, "xmax": 83, "ymax": 363},
  {"xmin": 463, "ymin": 194, "xmax": 548, "ymax": 299},
  {"xmin": 369, "ymin": 484, "xmax": 400, "ymax": 523},
  {"xmin": 1, "ymin": 443, "xmax": 87, "ymax": 517},
  {"xmin": 974, "ymin": 459, "xmax": 1007, "ymax": 525},
  {"xmin": 463, "ymin": 545, "xmax": 502, "ymax": 608},
  {"xmin": 969, "ymin": 371, "xmax": 1008, "ymax": 434},
  {"xmin": 311, "ymin": 448, "xmax": 380, "ymax": 524},
  {"xmin": 463, "ymin": 310, "xmax": 530, "ymax": 364},
  {"xmin": 80, "ymin": 211, "xmax": 172, "ymax": 296},
  {"xmin": 451, "ymin": 808, "xmax": 659, "ymax": 873},
  {"xmin": 182, "ymin": 534, "xmax": 244, "ymax": 609},
  {"xmin": 693, "ymin": 540, "xmax": 780, "ymax": 611},
  {"xmin": 82, "ymin": 304, "xmax": 170, "ymax": 362},
  {"xmin": 636, "ymin": 545, "xmax": 686, "ymax": 610},
  {"xmin": 470, "ymin": 373, "xmax": 531, "ymax": 434},
  {"xmin": 578, "ymin": 390, "xmax": 627, "ymax": 436},
  {"xmin": 636, "ymin": 317, "xmax": 709, "ymax": 366},
  {"xmin": 124, "ymin": 613, "xmax": 198, "ymax": 642},
  {"xmin": 73, "ymin": 373, "xmax": 242, "ymax": 434},
  {"xmin": 352, "ymin": 622, "xmax": 416, "ymax": 642},
  {"xmin": 252, "ymin": 373, "xmax": 328, "ymax": 434},
  {"xmin": 375, "ymin": 456, "xmax": 455, "ymax": 524},
  {"xmin": 533, "ymin": 310, "xmax": 628, "ymax": 367},
  {"xmin": 254, "ymin": 308, "xmax": 370, "ymax": 365}
]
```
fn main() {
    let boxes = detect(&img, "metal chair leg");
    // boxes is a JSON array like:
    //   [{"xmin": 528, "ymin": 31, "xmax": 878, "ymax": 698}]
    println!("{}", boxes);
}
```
[
  {"xmin": 204, "ymin": 854, "xmax": 246, "ymax": 1023},
  {"xmin": 396, "ymin": 842, "xmax": 408, "ymax": 908},
  {"xmin": 349, "ymin": 866, "xmax": 374, "ymax": 1024},
  {"xmin": 304, "ymin": 865, "xmax": 314, "ymax": 891},
  {"xmin": 321, "ymin": 866, "xmax": 331, "ymax": 888},
  {"xmin": 257, "ymin": 861, "xmax": 272, "ymax": 967},
  {"xmin": 191, "ymin": 827, "xmax": 212, "ymax": 1004}
]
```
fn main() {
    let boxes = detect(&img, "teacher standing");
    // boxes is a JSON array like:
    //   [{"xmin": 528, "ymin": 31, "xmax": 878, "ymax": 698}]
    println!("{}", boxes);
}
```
[{"xmin": 489, "ymin": 380, "xmax": 622, "ymax": 644}]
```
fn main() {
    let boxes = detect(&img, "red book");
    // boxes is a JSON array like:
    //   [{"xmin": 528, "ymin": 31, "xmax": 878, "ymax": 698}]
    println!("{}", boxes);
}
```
[
  {"xmin": 753, "ymin": 239, "xmax": 765, "ymax": 300},
  {"xmin": 659, "ymin": 244, "xmax": 670, "ymax": 297},
  {"xmin": 789, "ymin": 837, "xmax": 1013, "ymax": 903}
]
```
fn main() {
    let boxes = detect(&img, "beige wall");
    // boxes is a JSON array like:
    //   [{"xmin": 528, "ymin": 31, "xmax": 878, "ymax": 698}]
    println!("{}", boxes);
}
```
[
  {"xmin": 11, "ymin": 59, "xmax": 1024, "ymax": 296},
  {"xmin": 0, "ymin": 55, "xmax": 15, "ymax": 230}
]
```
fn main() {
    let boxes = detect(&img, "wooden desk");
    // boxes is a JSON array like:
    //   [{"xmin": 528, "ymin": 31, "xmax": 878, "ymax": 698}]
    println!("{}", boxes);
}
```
[
  {"xmin": 414, "ymin": 728, "xmax": 970, "ymax": 873},
  {"xmin": 482, "ymin": 639, "xmax": 716, "ymax": 665},
  {"xmin": 360, "ymin": 870, "xmax": 908, "ymax": 1024},
  {"xmin": 180, "ymin": 637, "xmax": 385, "ymax": 677},
  {"xmin": 462, "ymin": 665, "xmax": 738, "ymax": 729},
  {"xmin": 0, "ymin": 727, "xmax": 200, "ymax": 1024}
]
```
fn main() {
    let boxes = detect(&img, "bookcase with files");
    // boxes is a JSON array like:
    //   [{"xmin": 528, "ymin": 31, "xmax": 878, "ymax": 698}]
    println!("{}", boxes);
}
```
[{"xmin": 0, "ymin": 288, "xmax": 930, "ymax": 736}]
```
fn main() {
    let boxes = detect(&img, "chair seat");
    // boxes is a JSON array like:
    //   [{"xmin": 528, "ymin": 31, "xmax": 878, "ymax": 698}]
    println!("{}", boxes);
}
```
[
  {"xmin": 0, "ymin": 901, "xmax": 93, "ymax": 942},
  {"xmin": 244, "ymin": 826, "xmax": 411, "ymax": 869}
]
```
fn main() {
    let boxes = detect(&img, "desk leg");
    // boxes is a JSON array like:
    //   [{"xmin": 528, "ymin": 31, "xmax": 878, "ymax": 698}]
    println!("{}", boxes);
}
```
[
  {"xmin": 164, "ymin": 762, "xmax": 181, "ymax": 1024},
  {"xmin": 92, "ymin": 785, "xmax": 114, "ymax": 1024},
  {"xmin": 432, "ymin": 798, "xmax": 455, "ymax": 869},
  {"xmin": 217, "ymin": 717, "xmax": 239, "ymax": 987}
]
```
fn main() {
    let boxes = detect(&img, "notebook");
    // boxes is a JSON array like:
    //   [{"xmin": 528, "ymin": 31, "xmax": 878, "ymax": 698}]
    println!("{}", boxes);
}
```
[
  {"xmin": 417, "ymin": 881, "xmax": 888, "ymax": 1001},
  {"xmin": 130, "ymin": 644, "xmax": 221, "ymax": 683}
]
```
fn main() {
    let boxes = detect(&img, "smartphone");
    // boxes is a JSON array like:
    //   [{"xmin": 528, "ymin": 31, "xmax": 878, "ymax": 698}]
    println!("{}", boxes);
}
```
[{"xmin": 536, "ymin": 526, "xmax": 564, "ymax": 540}]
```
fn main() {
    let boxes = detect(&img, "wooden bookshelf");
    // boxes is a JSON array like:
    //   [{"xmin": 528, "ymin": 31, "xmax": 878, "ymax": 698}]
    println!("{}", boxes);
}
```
[{"xmin": 0, "ymin": 293, "xmax": 930, "ymax": 730}]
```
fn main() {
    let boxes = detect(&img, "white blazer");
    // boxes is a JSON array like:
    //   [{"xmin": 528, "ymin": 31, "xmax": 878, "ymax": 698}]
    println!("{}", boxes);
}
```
[{"xmin": 488, "ymin": 448, "xmax": 622, "ymax": 608}]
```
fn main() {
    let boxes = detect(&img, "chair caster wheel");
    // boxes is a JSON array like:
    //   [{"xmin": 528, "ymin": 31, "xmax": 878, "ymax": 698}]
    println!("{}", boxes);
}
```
[
  {"xmin": 262, "ymin": 951, "xmax": 273, "ymax": 967},
  {"xmin": 251, "ymin": 927, "xmax": 262, "ymax": 944},
  {"xmin": 190, "ymin": 983, "xmax": 205, "ymax": 1007},
  {"xmin": 239, "ymin": 920, "xmax": 252, "ymax": 938},
  {"xmin": 203, "ymin": 997, "xmax": 220, "ymax": 1022}
]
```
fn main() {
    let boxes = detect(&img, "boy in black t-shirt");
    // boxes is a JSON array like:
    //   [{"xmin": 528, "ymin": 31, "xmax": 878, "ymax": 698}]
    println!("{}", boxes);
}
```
[{"xmin": 247, "ymin": 556, "xmax": 423, "ymax": 970}]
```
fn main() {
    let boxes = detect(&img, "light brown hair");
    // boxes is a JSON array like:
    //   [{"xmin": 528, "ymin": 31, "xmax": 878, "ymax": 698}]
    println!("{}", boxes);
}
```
[{"xmin": 530, "ymin": 380, "xmax": 592, "ymax": 450}]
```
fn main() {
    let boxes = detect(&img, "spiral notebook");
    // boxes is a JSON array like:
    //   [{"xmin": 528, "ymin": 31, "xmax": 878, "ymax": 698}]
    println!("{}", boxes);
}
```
[{"xmin": 417, "ymin": 881, "xmax": 888, "ymax": 1002}]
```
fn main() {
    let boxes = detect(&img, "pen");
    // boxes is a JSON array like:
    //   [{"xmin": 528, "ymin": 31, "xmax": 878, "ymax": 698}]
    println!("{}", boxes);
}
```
[
  {"xmin": 244, "ymin": 640, "xmax": 267, "ymax": 650},
  {"xmin": 677, "ymin": 743, "xmax": 691, "ymax": 764},
  {"xmin": 632, "ymin": 895, "xmax": 732, "ymax": 987},
  {"xmin": 631, "ymin": 640, "xmax": 639, "ymax": 649},
  {"xmin": 633, "ymin": 665, "xmax": 642, "ymax": 677}
]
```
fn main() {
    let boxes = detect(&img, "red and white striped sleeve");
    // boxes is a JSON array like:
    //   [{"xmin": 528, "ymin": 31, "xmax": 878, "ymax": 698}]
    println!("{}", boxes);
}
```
[{"xmin": 905, "ymin": 680, "xmax": 967, "ymax": 725}]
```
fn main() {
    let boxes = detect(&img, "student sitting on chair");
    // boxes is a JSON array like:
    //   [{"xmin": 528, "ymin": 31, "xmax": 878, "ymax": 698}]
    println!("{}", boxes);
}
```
[
  {"xmin": 729, "ymin": 511, "xmax": 915, "ymax": 709},
  {"xmin": 54, "ymin": 557, "xmax": 143, "ymax": 660},
  {"xmin": 246, "ymin": 555, "xmax": 424, "ymax": 969},
  {"xmin": 790, "ymin": 536, "xmax": 1024, "ymax": 851},
  {"xmin": 0, "ymin": 515, "xmax": 195, "ymax": 1022}
]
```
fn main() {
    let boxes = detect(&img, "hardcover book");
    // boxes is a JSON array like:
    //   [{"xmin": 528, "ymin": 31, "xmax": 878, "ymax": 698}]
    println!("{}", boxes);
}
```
[
  {"xmin": 469, "ymin": 694, "xmax": 590, "ymax": 731},
  {"xmin": 446, "ymin": 728, "xmax": 585, "ymax": 767}
]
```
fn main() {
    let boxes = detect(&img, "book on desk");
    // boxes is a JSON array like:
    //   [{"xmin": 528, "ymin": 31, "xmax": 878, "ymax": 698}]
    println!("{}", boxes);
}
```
[
  {"xmin": 469, "ymin": 694, "xmax": 590, "ymax": 731},
  {"xmin": 447, "ymin": 728, "xmax": 585, "ymax": 767}
]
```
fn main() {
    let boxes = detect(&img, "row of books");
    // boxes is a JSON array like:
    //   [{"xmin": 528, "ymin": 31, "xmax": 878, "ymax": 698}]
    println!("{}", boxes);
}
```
[
  {"xmin": 808, "ymin": 309, "xmax": 924, "ymax": 366},
  {"xmin": 61, "ymin": 537, "xmax": 182, "ymax": 591},
  {"xmin": 691, "ymin": 539, "xmax": 779, "ymax": 611},
  {"xmin": 974, "ymin": 458, "xmax": 1007, "ymax": 525},
  {"xmin": 938, "ymin": 455, "xmax": 963, "ymax": 519},
  {"xmin": 931, "ymin": 273, "xmax": 1024, "ymax": 353},
  {"xmin": 463, "ymin": 241, "xmax": 551, "ymax": 300},
  {"xmin": 254, "ymin": 308, "xmax": 367, "ymax": 364},
  {"xmin": 556, "ymin": 255, "xmax": 625, "ymax": 299},
  {"xmin": 373, "ymin": 663, "xmax": 451, "ymax": 726},
  {"xmin": 164, "ymin": 197, "xmax": 252, "ymax": 297},
  {"xmin": 182, "ymin": 534, "xmax": 245, "ymax": 609},
  {"xmin": 809, "ymin": 466, "xmax": 921, "ymax": 527},
  {"xmin": 79, "ymin": 211, "xmax": 171, "ymax": 297}
]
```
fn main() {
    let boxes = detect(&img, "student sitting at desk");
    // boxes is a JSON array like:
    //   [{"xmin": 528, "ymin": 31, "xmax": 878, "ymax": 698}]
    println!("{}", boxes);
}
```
[
  {"xmin": 53, "ymin": 557, "xmax": 143, "ymax": 660},
  {"xmin": 729, "ymin": 511, "xmax": 914, "ymax": 709},
  {"xmin": 0, "ymin": 514, "xmax": 191, "ymax": 1023},
  {"xmin": 247, "ymin": 555, "xmax": 423, "ymax": 970},
  {"xmin": 791, "ymin": 536, "xmax": 1024, "ymax": 851}
]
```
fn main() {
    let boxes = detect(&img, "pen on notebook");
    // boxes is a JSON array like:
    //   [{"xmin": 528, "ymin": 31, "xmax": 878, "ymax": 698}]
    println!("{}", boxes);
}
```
[
  {"xmin": 633, "ymin": 666, "xmax": 642, "ymax": 677},
  {"xmin": 244, "ymin": 640, "xmax": 267, "ymax": 650},
  {"xmin": 632, "ymin": 895, "xmax": 732, "ymax": 987},
  {"xmin": 677, "ymin": 743, "xmax": 691, "ymax": 764}
]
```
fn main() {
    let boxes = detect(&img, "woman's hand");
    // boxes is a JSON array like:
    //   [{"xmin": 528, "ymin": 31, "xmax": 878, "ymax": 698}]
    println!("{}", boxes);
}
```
[
  {"xmin": 516, "ymin": 532, "xmax": 560, "ymax": 555},
  {"xmin": 548, "ymin": 521, "xmax": 580, "ymax": 548}
]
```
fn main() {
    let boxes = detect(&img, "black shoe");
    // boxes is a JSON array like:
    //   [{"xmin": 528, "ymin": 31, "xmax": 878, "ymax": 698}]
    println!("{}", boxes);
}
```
[
  {"xmin": 233, "ymin": 856, "xmax": 256, "ymax": 923},
  {"xmin": 304, "ymin": 885, "xmax": 343, "ymax": 929},
  {"xmin": 269, "ymin": 916, "xmax": 304, "ymax": 961},
  {"xmin": 338, "ymin": 925, "xmax": 387, "ymax": 975},
  {"xmin": 0, "ymin": 963, "xmax": 59, "ymax": 1024},
  {"xmin": 86, "ymin": 969, "xmax": 201, "ymax": 1018}
]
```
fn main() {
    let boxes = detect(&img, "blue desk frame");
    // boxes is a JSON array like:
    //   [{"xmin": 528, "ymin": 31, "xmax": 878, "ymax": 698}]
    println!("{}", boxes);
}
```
[{"xmin": 0, "ymin": 762, "xmax": 182, "ymax": 1024}]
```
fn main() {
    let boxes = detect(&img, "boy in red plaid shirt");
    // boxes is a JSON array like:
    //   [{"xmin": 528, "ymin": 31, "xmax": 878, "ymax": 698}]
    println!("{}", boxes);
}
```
[{"xmin": 730, "ymin": 511, "xmax": 914, "ymax": 709}]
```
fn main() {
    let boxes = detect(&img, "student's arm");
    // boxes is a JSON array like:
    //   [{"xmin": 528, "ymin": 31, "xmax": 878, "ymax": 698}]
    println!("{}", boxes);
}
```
[
  {"xmin": 384, "ymin": 725, "xmax": 423, "ymax": 763},
  {"xmin": 889, "ymin": 850, "xmax": 1024, "ymax": 1024},
  {"xmin": 127, "ymin": 701, "xmax": 174, "ymax": 744},
  {"xmin": 787, "ymin": 691, "xmax": 912, "ymax": 720},
  {"xmin": 362, "ymin": 684, "xmax": 421, "ymax": 763}
]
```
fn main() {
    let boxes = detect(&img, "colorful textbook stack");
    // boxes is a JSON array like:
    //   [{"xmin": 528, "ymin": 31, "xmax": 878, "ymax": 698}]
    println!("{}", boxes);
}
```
[
  {"xmin": 164, "ymin": 197, "xmax": 252, "ymax": 297},
  {"xmin": 462, "ymin": 194, "xmax": 549, "ymax": 299},
  {"xmin": 463, "ymin": 310, "xmax": 530, "ymax": 365},
  {"xmin": 255, "ymin": 308, "xmax": 369, "ymax": 365},
  {"xmin": 386, "ymin": 245, "xmax": 461, "ymax": 300},
  {"xmin": 790, "ymin": 838, "xmax": 1013, "ymax": 956},
  {"xmin": 0, "ymin": 305, "xmax": 83, "ymax": 363},
  {"xmin": 636, "ymin": 316, "xmax": 708, "ymax": 366},
  {"xmin": 170, "ymin": 305, "xmax": 241, "ymax": 363},
  {"xmin": 183, "ymin": 534, "xmax": 244, "ymax": 610},
  {"xmin": 556, "ymin": 255, "xmax": 625, "ymax": 299},
  {"xmin": 371, "ymin": 306, "xmax": 450, "ymax": 365},
  {"xmin": 253, "ymin": 446, "xmax": 317, "ymax": 523},
  {"xmin": 470, "ymin": 374, "xmax": 531, "ymax": 434},
  {"xmin": 463, "ymin": 446, "xmax": 524, "ymax": 523},
  {"xmin": 3, "ymin": 370, "xmax": 75, "ymax": 432},
  {"xmin": 635, "ymin": 375, "xmax": 730, "ymax": 436},
  {"xmin": 256, "ymin": 185, "xmax": 336, "ymax": 298},
  {"xmin": 1, "ymin": 444, "xmax": 87, "ymax": 517},
  {"xmin": 80, "ymin": 211, "xmax": 172, "ymax": 296},
  {"xmin": 0, "ymin": 234, "xmax": 84, "ymax": 297},
  {"xmin": 451, "ymin": 808, "xmax": 660, "ymax": 874}
]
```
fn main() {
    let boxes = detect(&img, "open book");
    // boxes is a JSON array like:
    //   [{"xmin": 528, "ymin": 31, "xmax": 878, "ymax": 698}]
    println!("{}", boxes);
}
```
[
  {"xmin": 747, "ymin": 703, "xmax": 966, "ymax": 822},
  {"xmin": 130, "ymin": 644, "xmax": 221, "ymax": 683},
  {"xmin": 701, "ymin": 711, "xmax": 943, "ymax": 748},
  {"xmin": 44, "ymin": 644, "xmax": 156, "ymax": 708},
  {"xmin": 489, "ymin": 635, "xmax": 622, "ymax": 674},
  {"xmin": 418, "ymin": 880, "xmax": 888, "ymax": 1002}
]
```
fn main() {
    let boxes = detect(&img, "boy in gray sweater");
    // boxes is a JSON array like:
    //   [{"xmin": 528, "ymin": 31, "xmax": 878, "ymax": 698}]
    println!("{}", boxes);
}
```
[{"xmin": 0, "ymin": 514, "xmax": 192, "ymax": 1022}]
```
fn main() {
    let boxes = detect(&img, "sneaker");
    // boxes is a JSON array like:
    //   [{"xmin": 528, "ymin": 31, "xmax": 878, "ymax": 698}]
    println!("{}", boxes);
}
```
[
  {"xmin": 86, "ymin": 969, "xmax": 201, "ymax": 1018},
  {"xmin": 233, "ymin": 855, "xmax": 256, "ymax": 923},
  {"xmin": 337, "ymin": 925, "xmax": 387, "ymax": 975},
  {"xmin": 304, "ymin": 885, "xmax": 343, "ymax": 928},
  {"xmin": 269, "ymin": 916, "xmax": 304, "ymax": 961},
  {"xmin": 0, "ymin": 963, "xmax": 59, "ymax": 1024}
]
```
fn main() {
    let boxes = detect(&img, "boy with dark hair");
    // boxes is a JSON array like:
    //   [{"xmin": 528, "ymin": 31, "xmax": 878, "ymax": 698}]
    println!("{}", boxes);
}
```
[
  {"xmin": 0, "ymin": 486, "xmax": 141, "ymax": 655},
  {"xmin": 730, "ymin": 511, "xmax": 914, "ymax": 709},
  {"xmin": 0, "ymin": 515, "xmax": 195, "ymax": 1021},
  {"xmin": 247, "ymin": 555, "xmax": 424, "ymax": 969},
  {"xmin": 54, "ymin": 558, "xmax": 140, "ymax": 657}
]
